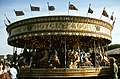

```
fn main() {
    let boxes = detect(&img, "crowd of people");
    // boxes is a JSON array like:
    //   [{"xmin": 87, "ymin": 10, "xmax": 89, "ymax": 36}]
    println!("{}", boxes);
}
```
[{"xmin": 0, "ymin": 62, "xmax": 19, "ymax": 79}]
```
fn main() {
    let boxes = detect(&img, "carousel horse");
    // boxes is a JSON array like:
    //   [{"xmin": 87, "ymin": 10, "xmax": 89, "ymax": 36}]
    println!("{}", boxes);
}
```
[
  {"xmin": 49, "ymin": 50, "xmax": 61, "ymax": 68},
  {"xmin": 18, "ymin": 56, "xmax": 26, "ymax": 67},
  {"xmin": 68, "ymin": 50, "xmax": 80, "ymax": 68},
  {"xmin": 83, "ymin": 58, "xmax": 93, "ymax": 66},
  {"xmin": 68, "ymin": 50, "xmax": 75, "ymax": 62},
  {"xmin": 74, "ymin": 51, "xmax": 80, "ymax": 64},
  {"xmin": 69, "ymin": 61, "xmax": 78, "ymax": 69},
  {"xmin": 100, "ymin": 56, "xmax": 109, "ymax": 66},
  {"xmin": 100, "ymin": 52, "xmax": 109, "ymax": 66},
  {"xmin": 17, "ymin": 50, "xmax": 30, "ymax": 67},
  {"xmin": 39, "ymin": 50, "xmax": 49, "ymax": 63},
  {"xmin": 39, "ymin": 50, "xmax": 49, "ymax": 68}
]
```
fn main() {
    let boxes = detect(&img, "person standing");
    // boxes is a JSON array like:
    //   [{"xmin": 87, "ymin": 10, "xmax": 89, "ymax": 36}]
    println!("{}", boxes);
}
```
[
  {"xmin": 109, "ymin": 57, "xmax": 118, "ymax": 79},
  {"xmin": 9, "ymin": 64, "xmax": 18, "ymax": 79}
]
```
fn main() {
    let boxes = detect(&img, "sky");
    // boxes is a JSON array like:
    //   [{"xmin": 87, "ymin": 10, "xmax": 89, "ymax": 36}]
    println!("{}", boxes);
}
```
[{"xmin": 0, "ymin": 0, "xmax": 120, "ymax": 55}]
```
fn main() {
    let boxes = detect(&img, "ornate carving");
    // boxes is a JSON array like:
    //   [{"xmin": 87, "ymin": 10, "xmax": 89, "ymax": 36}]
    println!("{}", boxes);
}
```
[{"xmin": 96, "ymin": 25, "xmax": 100, "ymax": 31}]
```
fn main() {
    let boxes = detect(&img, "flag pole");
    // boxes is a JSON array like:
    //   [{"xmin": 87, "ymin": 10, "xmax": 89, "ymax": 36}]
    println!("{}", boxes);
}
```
[
  {"xmin": 47, "ymin": 2, "xmax": 50, "ymax": 16},
  {"xmin": 4, "ymin": 14, "xmax": 11, "ymax": 24},
  {"xmin": 86, "ymin": 11, "xmax": 88, "ymax": 17},
  {"xmin": 100, "ymin": 7, "xmax": 105, "ymax": 19},
  {"xmin": 100, "ymin": 10, "xmax": 103, "ymax": 19},
  {"xmin": 30, "ymin": 4, "xmax": 33, "ymax": 17},
  {"xmin": 86, "ymin": 4, "xmax": 91, "ymax": 17},
  {"xmin": 108, "ymin": 12, "xmax": 114, "ymax": 22},
  {"xmin": 13, "ymin": 9, "xmax": 18, "ymax": 20},
  {"xmin": 68, "ymin": 2, "xmax": 70, "ymax": 15},
  {"xmin": 112, "ymin": 17, "xmax": 116, "ymax": 27},
  {"xmin": 4, "ymin": 20, "xmax": 8, "ymax": 27},
  {"xmin": 100, "ymin": 14, "xmax": 102, "ymax": 19}
]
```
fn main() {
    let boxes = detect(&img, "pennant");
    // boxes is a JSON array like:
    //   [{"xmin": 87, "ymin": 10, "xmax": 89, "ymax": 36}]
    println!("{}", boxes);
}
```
[
  {"xmin": 88, "ymin": 7, "xmax": 93, "ymax": 14},
  {"xmin": 30, "ymin": 4, "xmax": 40, "ymax": 11},
  {"xmin": 69, "ymin": 2, "xmax": 78, "ymax": 11},
  {"xmin": 110, "ymin": 12, "xmax": 114, "ymax": 20},
  {"xmin": 48, "ymin": 6, "xmax": 55, "ymax": 11},
  {"xmin": 88, "ymin": 4, "xmax": 93, "ymax": 14},
  {"xmin": 47, "ymin": 2, "xmax": 55, "ymax": 11},
  {"xmin": 14, "ymin": 9, "xmax": 25, "ymax": 16},
  {"xmin": 4, "ymin": 14, "xmax": 11, "ymax": 23},
  {"xmin": 102, "ymin": 8, "xmax": 109, "ymax": 17},
  {"xmin": 112, "ymin": 17, "xmax": 116, "ymax": 26},
  {"xmin": 110, "ymin": 15, "xmax": 113, "ymax": 20}
]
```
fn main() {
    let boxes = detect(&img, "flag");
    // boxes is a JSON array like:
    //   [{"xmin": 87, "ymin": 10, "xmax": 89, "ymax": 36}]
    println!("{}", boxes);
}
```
[
  {"xmin": 88, "ymin": 7, "xmax": 93, "ymax": 14},
  {"xmin": 69, "ymin": 2, "xmax": 78, "ymax": 11},
  {"xmin": 48, "ymin": 6, "xmax": 55, "ymax": 11},
  {"xmin": 4, "ymin": 14, "xmax": 11, "ymax": 23},
  {"xmin": 110, "ymin": 12, "xmax": 114, "ymax": 20},
  {"xmin": 30, "ymin": 4, "xmax": 40, "ymax": 11},
  {"xmin": 47, "ymin": 2, "xmax": 55, "ymax": 11},
  {"xmin": 88, "ymin": 4, "xmax": 93, "ymax": 14},
  {"xmin": 112, "ymin": 17, "xmax": 116, "ymax": 26},
  {"xmin": 110, "ymin": 15, "xmax": 113, "ymax": 20},
  {"xmin": 102, "ymin": 8, "xmax": 109, "ymax": 17},
  {"xmin": 14, "ymin": 9, "xmax": 25, "ymax": 16},
  {"xmin": 4, "ymin": 20, "xmax": 8, "ymax": 26}
]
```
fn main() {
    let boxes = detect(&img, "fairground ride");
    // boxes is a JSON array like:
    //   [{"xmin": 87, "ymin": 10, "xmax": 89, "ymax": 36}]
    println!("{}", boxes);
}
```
[{"xmin": 6, "ymin": 15, "xmax": 113, "ymax": 78}]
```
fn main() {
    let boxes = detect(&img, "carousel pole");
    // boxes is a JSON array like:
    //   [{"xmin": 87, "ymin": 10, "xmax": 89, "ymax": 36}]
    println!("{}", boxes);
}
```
[
  {"xmin": 93, "ymin": 40, "xmax": 97, "ymax": 67},
  {"xmin": 102, "ymin": 46, "xmax": 105, "ymax": 53},
  {"xmin": 106, "ymin": 43, "xmax": 109, "ymax": 51},
  {"xmin": 13, "ymin": 47, "xmax": 15, "ymax": 54},
  {"xmin": 64, "ymin": 36, "xmax": 67, "ymax": 68}
]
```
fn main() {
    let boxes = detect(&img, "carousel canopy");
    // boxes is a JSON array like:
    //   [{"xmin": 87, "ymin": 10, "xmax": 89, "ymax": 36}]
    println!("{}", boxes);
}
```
[{"xmin": 6, "ymin": 15, "xmax": 113, "ymax": 48}]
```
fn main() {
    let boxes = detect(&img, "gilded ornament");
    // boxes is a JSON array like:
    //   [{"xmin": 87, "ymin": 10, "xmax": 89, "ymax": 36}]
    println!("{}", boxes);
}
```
[{"xmin": 96, "ymin": 25, "xmax": 100, "ymax": 31}]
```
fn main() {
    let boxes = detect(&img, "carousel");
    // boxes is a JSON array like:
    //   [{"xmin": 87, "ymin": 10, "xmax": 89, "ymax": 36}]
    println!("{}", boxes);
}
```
[{"xmin": 6, "ymin": 15, "xmax": 113, "ymax": 78}]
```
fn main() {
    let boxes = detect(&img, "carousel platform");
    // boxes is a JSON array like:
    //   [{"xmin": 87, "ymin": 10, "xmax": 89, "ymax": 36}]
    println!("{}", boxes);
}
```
[{"xmin": 19, "ymin": 67, "xmax": 111, "ymax": 78}]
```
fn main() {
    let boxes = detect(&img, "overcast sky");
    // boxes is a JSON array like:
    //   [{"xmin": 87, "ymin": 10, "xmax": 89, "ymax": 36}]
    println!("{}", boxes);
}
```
[{"xmin": 0, "ymin": 0, "xmax": 120, "ymax": 55}]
